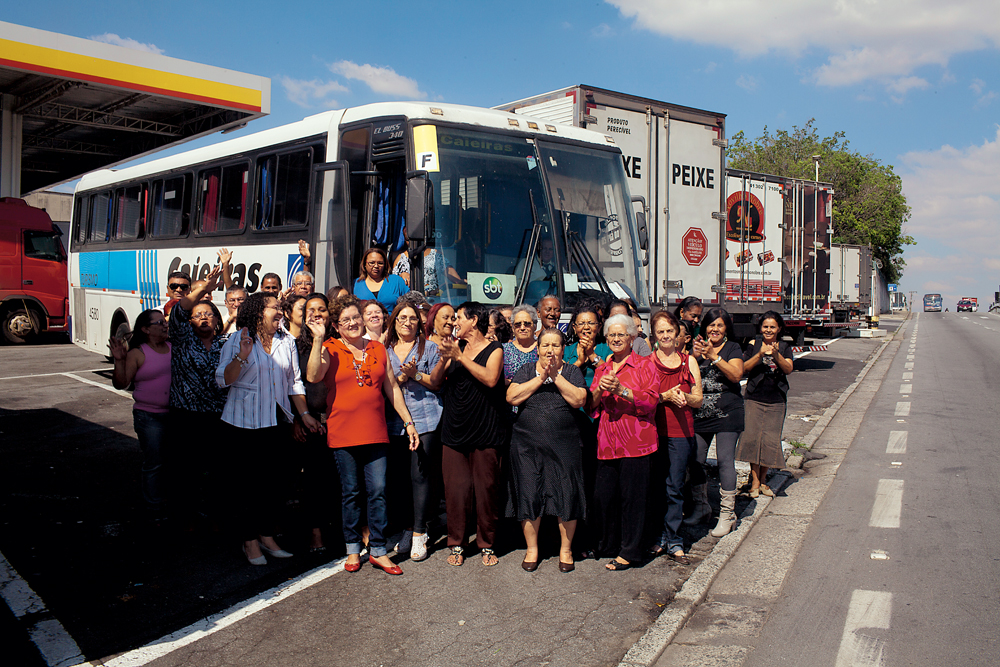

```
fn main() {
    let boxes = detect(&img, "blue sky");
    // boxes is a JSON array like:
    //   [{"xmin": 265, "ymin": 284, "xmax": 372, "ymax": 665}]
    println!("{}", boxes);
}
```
[{"xmin": 12, "ymin": 0, "xmax": 1000, "ymax": 306}]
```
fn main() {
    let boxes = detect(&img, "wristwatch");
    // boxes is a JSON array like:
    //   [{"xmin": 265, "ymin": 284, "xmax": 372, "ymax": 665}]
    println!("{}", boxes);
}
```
[
  {"xmin": 414, "ymin": 372, "xmax": 423, "ymax": 382},
  {"xmin": 711, "ymin": 357, "xmax": 722, "ymax": 365}
]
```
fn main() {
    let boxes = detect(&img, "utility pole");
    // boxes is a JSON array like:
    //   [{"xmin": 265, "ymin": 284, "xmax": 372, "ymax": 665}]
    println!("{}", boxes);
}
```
[{"xmin": 908, "ymin": 290, "xmax": 916, "ymax": 313}]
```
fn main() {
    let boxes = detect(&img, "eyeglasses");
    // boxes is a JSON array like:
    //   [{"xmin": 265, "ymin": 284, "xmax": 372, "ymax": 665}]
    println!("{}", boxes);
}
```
[
  {"xmin": 148, "ymin": 320, "xmax": 168, "ymax": 327},
  {"xmin": 190, "ymin": 313, "xmax": 216, "ymax": 322},
  {"xmin": 366, "ymin": 261, "xmax": 385, "ymax": 267},
  {"xmin": 513, "ymin": 322, "xmax": 533, "ymax": 329},
  {"xmin": 606, "ymin": 333, "xmax": 630, "ymax": 340},
  {"xmin": 226, "ymin": 297, "xmax": 246, "ymax": 305},
  {"xmin": 397, "ymin": 316, "xmax": 419, "ymax": 324},
  {"xmin": 339, "ymin": 315, "xmax": 363, "ymax": 326},
  {"xmin": 168, "ymin": 283, "xmax": 190, "ymax": 291},
  {"xmin": 294, "ymin": 281, "xmax": 314, "ymax": 288}
]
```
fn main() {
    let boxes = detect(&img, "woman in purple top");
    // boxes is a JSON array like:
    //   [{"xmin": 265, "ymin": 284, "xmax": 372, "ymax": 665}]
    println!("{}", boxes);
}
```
[
  {"xmin": 586, "ymin": 314, "xmax": 659, "ymax": 571},
  {"xmin": 109, "ymin": 309, "xmax": 171, "ymax": 516},
  {"xmin": 502, "ymin": 304, "xmax": 539, "ymax": 384}
]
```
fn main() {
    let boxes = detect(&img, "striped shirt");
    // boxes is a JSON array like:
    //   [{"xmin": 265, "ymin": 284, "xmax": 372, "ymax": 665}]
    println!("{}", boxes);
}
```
[{"xmin": 216, "ymin": 328, "xmax": 305, "ymax": 429}]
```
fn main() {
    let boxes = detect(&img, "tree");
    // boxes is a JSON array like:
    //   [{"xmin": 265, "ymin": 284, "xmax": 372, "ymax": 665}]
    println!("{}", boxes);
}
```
[{"xmin": 728, "ymin": 119, "xmax": 914, "ymax": 283}]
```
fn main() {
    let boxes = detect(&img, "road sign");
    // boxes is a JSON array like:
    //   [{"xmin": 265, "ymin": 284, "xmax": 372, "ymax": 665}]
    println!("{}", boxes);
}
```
[
  {"xmin": 682, "ymin": 227, "xmax": 708, "ymax": 266},
  {"xmin": 888, "ymin": 283, "xmax": 898, "ymax": 292}
]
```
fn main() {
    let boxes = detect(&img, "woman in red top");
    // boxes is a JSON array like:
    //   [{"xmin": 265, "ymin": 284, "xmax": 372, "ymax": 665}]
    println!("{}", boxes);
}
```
[
  {"xmin": 586, "ymin": 313, "xmax": 659, "ymax": 571},
  {"xmin": 648, "ymin": 311, "xmax": 703, "ymax": 564},
  {"xmin": 306, "ymin": 295, "xmax": 418, "ymax": 575}
]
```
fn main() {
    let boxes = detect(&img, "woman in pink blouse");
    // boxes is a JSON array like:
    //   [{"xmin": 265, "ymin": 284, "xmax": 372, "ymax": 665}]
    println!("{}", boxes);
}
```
[{"xmin": 586, "ymin": 313, "xmax": 659, "ymax": 571}]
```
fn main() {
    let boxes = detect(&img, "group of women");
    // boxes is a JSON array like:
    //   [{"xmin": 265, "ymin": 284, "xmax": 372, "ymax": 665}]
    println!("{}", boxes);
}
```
[{"xmin": 113, "ymin": 246, "xmax": 793, "ymax": 576}]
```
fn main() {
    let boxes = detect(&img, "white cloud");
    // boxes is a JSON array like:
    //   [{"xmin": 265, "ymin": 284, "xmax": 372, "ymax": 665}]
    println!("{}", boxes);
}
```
[
  {"xmin": 703, "ymin": 61, "xmax": 717, "ymax": 74},
  {"xmin": 971, "ymin": 78, "xmax": 986, "ymax": 95},
  {"xmin": 607, "ymin": 0, "xmax": 1000, "ymax": 89},
  {"xmin": 887, "ymin": 76, "xmax": 929, "ymax": 95},
  {"xmin": 592, "ymin": 23, "xmax": 616, "ymax": 38},
  {"xmin": 89, "ymin": 33, "xmax": 164, "ymax": 55},
  {"xmin": 279, "ymin": 77, "xmax": 348, "ymax": 108},
  {"xmin": 896, "ymin": 126, "xmax": 1000, "ymax": 302},
  {"xmin": 736, "ymin": 74, "xmax": 758, "ymax": 92},
  {"xmin": 970, "ymin": 78, "xmax": 997, "ymax": 107},
  {"xmin": 329, "ymin": 61, "xmax": 425, "ymax": 99}
]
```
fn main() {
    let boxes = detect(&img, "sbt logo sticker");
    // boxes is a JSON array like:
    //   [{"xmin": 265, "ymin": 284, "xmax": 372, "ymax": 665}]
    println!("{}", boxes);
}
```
[{"xmin": 482, "ymin": 276, "xmax": 504, "ymax": 300}]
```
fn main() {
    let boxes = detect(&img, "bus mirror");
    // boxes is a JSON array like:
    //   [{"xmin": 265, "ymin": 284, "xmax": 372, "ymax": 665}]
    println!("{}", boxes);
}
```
[
  {"xmin": 635, "ymin": 209, "xmax": 648, "ymax": 251},
  {"xmin": 406, "ymin": 175, "xmax": 433, "ymax": 241}
]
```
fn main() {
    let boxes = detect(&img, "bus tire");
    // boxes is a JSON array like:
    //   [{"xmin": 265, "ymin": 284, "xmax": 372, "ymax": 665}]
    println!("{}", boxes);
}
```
[{"xmin": 2, "ymin": 307, "xmax": 40, "ymax": 344}]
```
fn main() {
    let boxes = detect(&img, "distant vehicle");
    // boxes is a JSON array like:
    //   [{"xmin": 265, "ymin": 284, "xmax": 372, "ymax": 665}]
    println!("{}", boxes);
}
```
[
  {"xmin": 923, "ymin": 293, "xmax": 943, "ymax": 312},
  {"xmin": 959, "ymin": 296, "xmax": 978, "ymax": 312},
  {"xmin": 0, "ymin": 198, "xmax": 69, "ymax": 343},
  {"xmin": 957, "ymin": 299, "xmax": 976, "ymax": 312}
]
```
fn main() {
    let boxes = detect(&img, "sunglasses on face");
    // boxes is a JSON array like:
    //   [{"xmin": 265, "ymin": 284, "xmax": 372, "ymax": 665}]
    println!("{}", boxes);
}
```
[
  {"xmin": 513, "ymin": 322, "xmax": 533, "ymax": 329},
  {"xmin": 169, "ymin": 283, "xmax": 190, "ymax": 291}
]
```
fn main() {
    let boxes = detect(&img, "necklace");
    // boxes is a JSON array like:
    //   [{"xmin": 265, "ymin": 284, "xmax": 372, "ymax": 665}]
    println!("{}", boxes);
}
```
[{"xmin": 345, "ymin": 340, "xmax": 369, "ymax": 387}]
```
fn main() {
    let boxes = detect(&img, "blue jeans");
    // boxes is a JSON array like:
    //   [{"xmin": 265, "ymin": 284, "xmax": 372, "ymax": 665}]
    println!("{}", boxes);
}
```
[
  {"xmin": 334, "ymin": 444, "xmax": 389, "ymax": 558},
  {"xmin": 660, "ymin": 436, "xmax": 695, "ymax": 553},
  {"xmin": 133, "ymin": 409, "xmax": 168, "ymax": 511}
]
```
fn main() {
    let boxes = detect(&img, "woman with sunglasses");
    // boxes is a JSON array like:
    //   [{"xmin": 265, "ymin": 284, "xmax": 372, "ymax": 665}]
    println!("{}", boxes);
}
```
[
  {"xmin": 353, "ymin": 247, "xmax": 409, "ymax": 312},
  {"xmin": 306, "ymin": 295, "xmax": 419, "ymax": 575},
  {"xmin": 503, "ymin": 304, "xmax": 539, "ymax": 384},
  {"xmin": 109, "ymin": 308, "xmax": 172, "ymax": 518}
]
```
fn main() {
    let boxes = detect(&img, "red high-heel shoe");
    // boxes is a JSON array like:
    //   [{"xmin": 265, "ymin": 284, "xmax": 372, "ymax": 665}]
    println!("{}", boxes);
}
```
[{"xmin": 369, "ymin": 555, "xmax": 403, "ymax": 576}]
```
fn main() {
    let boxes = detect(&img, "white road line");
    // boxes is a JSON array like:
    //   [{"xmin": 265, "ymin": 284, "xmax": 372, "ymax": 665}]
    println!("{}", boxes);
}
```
[
  {"xmin": 902, "ymin": 372, "xmax": 912, "ymax": 380},
  {"xmin": 60, "ymin": 373, "xmax": 133, "ymax": 399},
  {"xmin": 895, "ymin": 402, "xmax": 910, "ymax": 416},
  {"xmin": 870, "ymin": 479, "xmax": 904, "ymax": 528},
  {"xmin": 90, "ymin": 557, "xmax": 350, "ymax": 667},
  {"xmin": 886, "ymin": 431, "xmax": 908, "ymax": 454},
  {"xmin": 899, "ymin": 383, "xmax": 911, "ymax": 393},
  {"xmin": 904, "ymin": 362, "xmax": 913, "ymax": 370},
  {"xmin": 0, "ymin": 369, "xmax": 109, "ymax": 381},
  {"xmin": 835, "ymin": 590, "xmax": 892, "ymax": 667},
  {"xmin": 906, "ymin": 355, "xmax": 914, "ymax": 361},
  {"xmin": 0, "ymin": 550, "xmax": 85, "ymax": 667}
]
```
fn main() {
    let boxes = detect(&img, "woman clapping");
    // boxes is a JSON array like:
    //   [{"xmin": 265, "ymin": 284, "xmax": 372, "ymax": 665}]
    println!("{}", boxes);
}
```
[{"xmin": 506, "ymin": 329, "xmax": 588, "ymax": 573}]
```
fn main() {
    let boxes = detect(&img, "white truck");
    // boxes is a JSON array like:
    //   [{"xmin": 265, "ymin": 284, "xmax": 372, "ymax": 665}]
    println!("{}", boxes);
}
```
[
  {"xmin": 495, "ymin": 85, "xmax": 728, "ymax": 320},
  {"xmin": 829, "ymin": 243, "xmax": 872, "ymax": 321}
]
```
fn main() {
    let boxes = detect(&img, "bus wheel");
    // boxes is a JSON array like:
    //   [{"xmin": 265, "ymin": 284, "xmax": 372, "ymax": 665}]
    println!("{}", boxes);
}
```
[{"xmin": 2, "ymin": 308, "xmax": 39, "ymax": 344}]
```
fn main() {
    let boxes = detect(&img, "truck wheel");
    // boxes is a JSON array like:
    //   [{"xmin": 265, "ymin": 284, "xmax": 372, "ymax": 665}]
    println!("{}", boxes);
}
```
[{"xmin": 2, "ymin": 308, "xmax": 39, "ymax": 344}]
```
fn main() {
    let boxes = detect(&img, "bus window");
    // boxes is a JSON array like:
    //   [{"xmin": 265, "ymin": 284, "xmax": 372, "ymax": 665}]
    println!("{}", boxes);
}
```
[
  {"xmin": 151, "ymin": 176, "xmax": 190, "ymax": 238},
  {"xmin": 198, "ymin": 164, "xmax": 248, "ymax": 233},
  {"xmin": 255, "ymin": 149, "xmax": 312, "ymax": 229},
  {"xmin": 88, "ymin": 191, "xmax": 111, "ymax": 242},
  {"xmin": 114, "ymin": 184, "xmax": 147, "ymax": 240},
  {"xmin": 73, "ymin": 195, "xmax": 90, "ymax": 245}
]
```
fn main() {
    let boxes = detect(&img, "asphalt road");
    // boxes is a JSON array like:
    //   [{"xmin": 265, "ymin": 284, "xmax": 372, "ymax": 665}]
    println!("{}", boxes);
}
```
[
  {"xmin": 0, "ymin": 325, "xmax": 891, "ymax": 667},
  {"xmin": 739, "ymin": 311, "xmax": 1000, "ymax": 666}
]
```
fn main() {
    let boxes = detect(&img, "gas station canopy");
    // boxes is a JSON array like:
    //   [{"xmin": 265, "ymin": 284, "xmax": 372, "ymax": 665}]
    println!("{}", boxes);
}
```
[{"xmin": 0, "ymin": 21, "xmax": 270, "ymax": 195}]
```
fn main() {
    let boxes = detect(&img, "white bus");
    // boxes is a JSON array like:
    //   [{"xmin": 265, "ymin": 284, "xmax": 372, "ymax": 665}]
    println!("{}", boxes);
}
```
[{"xmin": 69, "ymin": 102, "xmax": 650, "ymax": 354}]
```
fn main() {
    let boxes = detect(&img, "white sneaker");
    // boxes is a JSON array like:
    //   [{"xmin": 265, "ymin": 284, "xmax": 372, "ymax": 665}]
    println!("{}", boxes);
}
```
[{"xmin": 410, "ymin": 533, "xmax": 429, "ymax": 561}]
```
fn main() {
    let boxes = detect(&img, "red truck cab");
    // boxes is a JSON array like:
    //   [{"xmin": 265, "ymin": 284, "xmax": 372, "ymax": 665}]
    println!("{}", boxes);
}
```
[{"xmin": 0, "ymin": 197, "xmax": 69, "ymax": 343}]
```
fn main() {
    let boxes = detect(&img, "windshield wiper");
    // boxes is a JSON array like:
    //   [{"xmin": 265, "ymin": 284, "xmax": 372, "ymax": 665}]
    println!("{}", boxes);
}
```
[
  {"xmin": 514, "ymin": 190, "xmax": 543, "ymax": 305},
  {"xmin": 566, "ymin": 225, "xmax": 611, "ymax": 295}
]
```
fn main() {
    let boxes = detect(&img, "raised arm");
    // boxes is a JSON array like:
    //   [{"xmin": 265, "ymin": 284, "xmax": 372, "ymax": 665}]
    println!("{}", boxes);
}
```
[{"xmin": 218, "ymin": 248, "xmax": 234, "ymax": 289}]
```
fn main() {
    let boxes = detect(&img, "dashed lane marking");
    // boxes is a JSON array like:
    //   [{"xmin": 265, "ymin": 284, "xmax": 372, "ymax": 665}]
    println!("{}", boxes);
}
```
[
  {"xmin": 870, "ymin": 479, "xmax": 904, "ymax": 528},
  {"xmin": 904, "ymin": 362, "xmax": 914, "ymax": 370},
  {"xmin": 886, "ymin": 431, "xmax": 908, "ymax": 454},
  {"xmin": 899, "ymin": 383, "xmax": 911, "ymax": 393},
  {"xmin": 834, "ymin": 590, "xmax": 892, "ymax": 667},
  {"xmin": 902, "ymin": 372, "xmax": 912, "ymax": 380},
  {"xmin": 895, "ymin": 402, "xmax": 910, "ymax": 416}
]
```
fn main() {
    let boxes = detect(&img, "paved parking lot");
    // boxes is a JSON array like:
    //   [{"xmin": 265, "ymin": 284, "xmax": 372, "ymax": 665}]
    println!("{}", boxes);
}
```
[{"xmin": 0, "ymin": 322, "xmax": 897, "ymax": 666}]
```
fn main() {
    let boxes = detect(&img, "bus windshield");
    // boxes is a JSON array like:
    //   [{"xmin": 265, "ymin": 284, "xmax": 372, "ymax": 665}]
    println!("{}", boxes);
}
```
[
  {"xmin": 415, "ymin": 125, "xmax": 647, "ymax": 308},
  {"xmin": 923, "ymin": 293, "xmax": 942, "ymax": 312}
]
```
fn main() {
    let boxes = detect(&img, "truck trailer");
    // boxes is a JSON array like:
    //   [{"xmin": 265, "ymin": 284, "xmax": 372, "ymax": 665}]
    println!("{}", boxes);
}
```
[
  {"xmin": 829, "ymin": 243, "xmax": 872, "ymax": 321},
  {"xmin": 495, "ymin": 85, "xmax": 727, "ymax": 315}
]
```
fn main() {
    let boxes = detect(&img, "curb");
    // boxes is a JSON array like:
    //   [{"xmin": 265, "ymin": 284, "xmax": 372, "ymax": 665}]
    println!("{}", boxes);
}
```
[{"xmin": 617, "ymin": 315, "xmax": 907, "ymax": 667}]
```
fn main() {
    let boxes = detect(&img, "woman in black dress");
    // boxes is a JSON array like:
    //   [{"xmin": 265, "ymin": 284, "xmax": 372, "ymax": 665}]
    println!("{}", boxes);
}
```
[
  {"xmin": 438, "ymin": 301, "xmax": 508, "ymax": 567},
  {"xmin": 506, "ymin": 328, "xmax": 588, "ymax": 573}
]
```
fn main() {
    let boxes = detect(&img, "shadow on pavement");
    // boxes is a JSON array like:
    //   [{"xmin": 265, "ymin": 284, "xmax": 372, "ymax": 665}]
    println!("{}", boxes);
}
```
[{"xmin": 0, "ymin": 405, "xmax": 338, "ymax": 662}]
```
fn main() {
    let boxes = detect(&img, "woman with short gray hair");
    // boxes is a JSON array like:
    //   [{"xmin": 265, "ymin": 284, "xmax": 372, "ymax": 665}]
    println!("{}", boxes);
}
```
[
  {"xmin": 503, "ymin": 304, "xmax": 539, "ymax": 384},
  {"xmin": 586, "ymin": 312, "xmax": 658, "ymax": 571}
]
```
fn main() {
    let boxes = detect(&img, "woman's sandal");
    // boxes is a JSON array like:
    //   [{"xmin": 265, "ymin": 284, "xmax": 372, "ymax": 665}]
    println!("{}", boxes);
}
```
[
  {"xmin": 481, "ymin": 548, "xmax": 498, "ymax": 567},
  {"xmin": 649, "ymin": 543, "xmax": 668, "ymax": 557},
  {"xmin": 447, "ymin": 546, "xmax": 464, "ymax": 567},
  {"xmin": 606, "ymin": 558, "xmax": 632, "ymax": 571}
]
